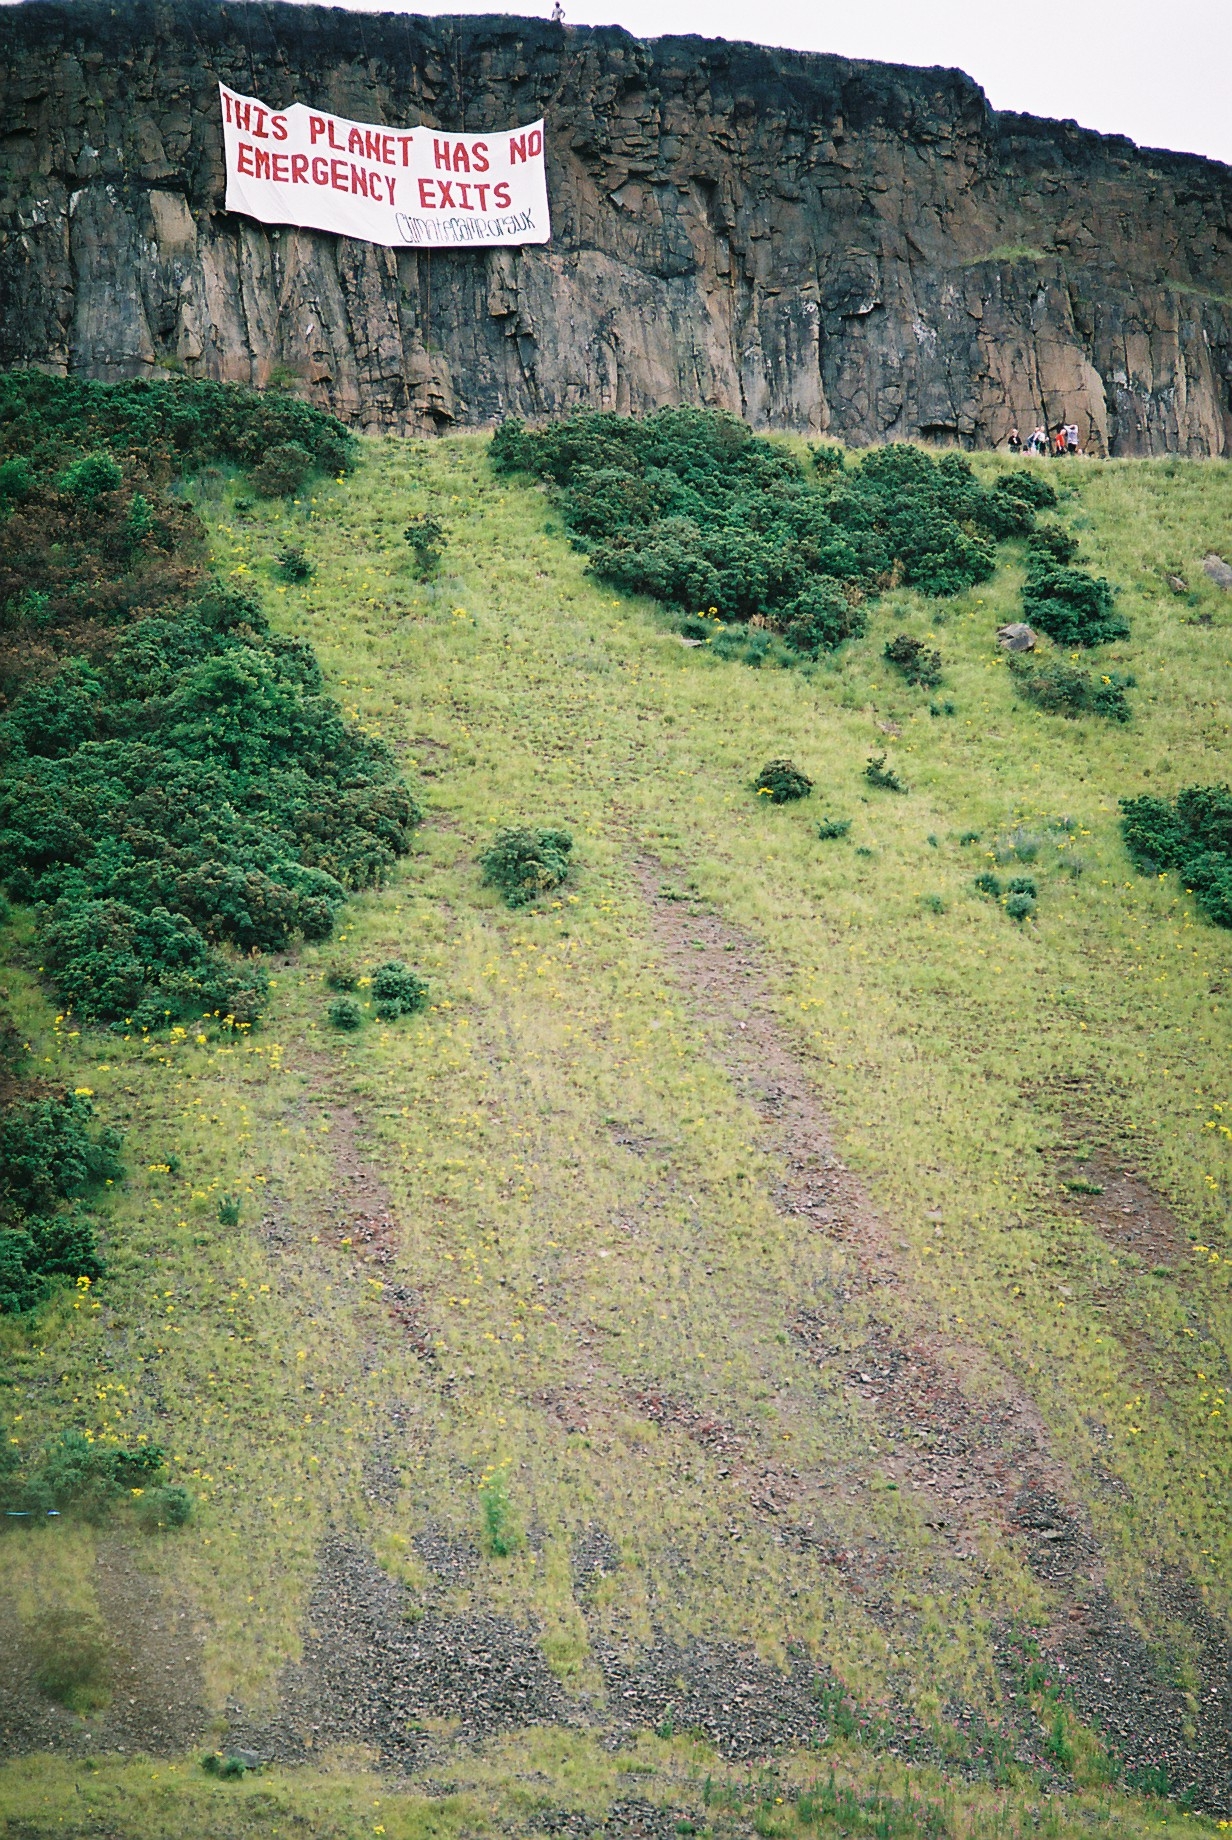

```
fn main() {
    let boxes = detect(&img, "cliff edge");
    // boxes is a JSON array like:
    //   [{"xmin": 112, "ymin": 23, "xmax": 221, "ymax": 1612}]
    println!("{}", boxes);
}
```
[{"xmin": 2, "ymin": 0, "xmax": 1231, "ymax": 451}]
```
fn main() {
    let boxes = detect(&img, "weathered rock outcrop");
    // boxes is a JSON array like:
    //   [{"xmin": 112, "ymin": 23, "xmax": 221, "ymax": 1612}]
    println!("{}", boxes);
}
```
[{"xmin": 3, "ymin": 0, "xmax": 1231, "ymax": 452}]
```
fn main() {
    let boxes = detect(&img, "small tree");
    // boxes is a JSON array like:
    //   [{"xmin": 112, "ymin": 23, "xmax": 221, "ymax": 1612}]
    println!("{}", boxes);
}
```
[{"xmin": 404, "ymin": 513, "xmax": 446, "ymax": 577}]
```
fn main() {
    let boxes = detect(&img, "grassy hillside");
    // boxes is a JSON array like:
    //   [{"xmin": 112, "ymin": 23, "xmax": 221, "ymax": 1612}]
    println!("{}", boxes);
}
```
[{"xmin": 0, "ymin": 422, "xmax": 1229, "ymax": 1840}]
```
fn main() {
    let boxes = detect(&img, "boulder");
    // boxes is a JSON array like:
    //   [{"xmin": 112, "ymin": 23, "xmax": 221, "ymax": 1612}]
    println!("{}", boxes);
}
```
[
  {"xmin": 1203, "ymin": 554, "xmax": 1232, "ymax": 590},
  {"xmin": 996, "ymin": 623, "xmax": 1037, "ymax": 652}
]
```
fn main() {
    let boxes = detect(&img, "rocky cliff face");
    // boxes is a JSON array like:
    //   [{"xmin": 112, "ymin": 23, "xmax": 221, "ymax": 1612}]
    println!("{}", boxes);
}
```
[{"xmin": 3, "ymin": 0, "xmax": 1232, "ymax": 452}]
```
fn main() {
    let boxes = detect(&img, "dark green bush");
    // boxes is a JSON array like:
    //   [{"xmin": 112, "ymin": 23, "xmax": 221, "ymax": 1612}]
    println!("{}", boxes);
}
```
[
  {"xmin": 217, "ymin": 1194, "xmax": 241, "ymax": 1227},
  {"xmin": 1, "ymin": 1428, "xmax": 172, "ymax": 1521},
  {"xmin": 59, "ymin": 453, "xmax": 122, "ymax": 501},
  {"xmin": 136, "ymin": 1483, "xmax": 192, "ymax": 1530},
  {"xmin": 325, "ymin": 963, "xmax": 358, "ymax": 992},
  {"xmin": 974, "ymin": 873, "xmax": 1002, "ymax": 898},
  {"xmin": 0, "ymin": 1089, "xmax": 121, "ymax": 1216},
  {"xmin": 0, "ymin": 457, "xmax": 34, "ymax": 502},
  {"xmin": 0, "ymin": 371, "xmax": 353, "ymax": 481},
  {"xmin": 754, "ymin": 758, "xmax": 813, "ymax": 804},
  {"xmin": 276, "ymin": 544, "xmax": 314, "ymax": 584},
  {"xmin": 1006, "ymin": 876, "xmax": 1038, "ymax": 899},
  {"xmin": 817, "ymin": 818, "xmax": 851, "ymax": 840},
  {"xmin": 492, "ymin": 415, "xmax": 1027, "ymax": 637},
  {"xmin": 1009, "ymin": 655, "xmax": 1133, "ymax": 721},
  {"xmin": 1005, "ymin": 891, "xmax": 1036, "ymax": 922},
  {"xmin": 371, "ymin": 961, "xmax": 429, "ymax": 1021},
  {"xmin": 329, "ymin": 996, "xmax": 362, "ymax": 1030},
  {"xmin": 995, "ymin": 471, "xmax": 1057, "ymax": 511},
  {"xmin": 0, "ymin": 1215, "xmax": 103, "ymax": 1314},
  {"xmin": 480, "ymin": 826, "xmax": 573, "ymax": 907},
  {"xmin": 251, "ymin": 441, "xmax": 314, "ymax": 498},
  {"xmin": 0, "ymin": 379, "xmax": 414, "ymax": 1034},
  {"xmin": 865, "ymin": 754, "xmax": 908, "ymax": 793},
  {"xmin": 0, "ymin": 589, "xmax": 419, "ymax": 1024},
  {"xmin": 1026, "ymin": 523, "xmax": 1079, "ymax": 565},
  {"xmin": 1022, "ymin": 560, "xmax": 1127, "ymax": 646},
  {"xmin": 1121, "ymin": 783, "xmax": 1232, "ymax": 927},
  {"xmin": 784, "ymin": 582, "xmax": 865, "ymax": 654},
  {"xmin": 884, "ymin": 634, "xmax": 942, "ymax": 688},
  {"xmin": 404, "ymin": 513, "xmax": 446, "ymax": 576}
]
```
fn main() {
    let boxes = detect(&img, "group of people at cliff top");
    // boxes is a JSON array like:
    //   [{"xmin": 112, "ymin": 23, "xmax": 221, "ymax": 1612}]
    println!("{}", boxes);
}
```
[{"xmin": 1007, "ymin": 423, "xmax": 1081, "ymax": 456}]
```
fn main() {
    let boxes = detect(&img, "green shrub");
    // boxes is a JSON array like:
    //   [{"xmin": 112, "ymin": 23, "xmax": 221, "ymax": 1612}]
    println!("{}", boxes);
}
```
[
  {"xmin": 995, "ymin": 470, "xmax": 1057, "ymax": 511},
  {"xmin": 0, "ymin": 457, "xmax": 34, "ymax": 502},
  {"xmin": 974, "ymin": 873, "xmax": 1002, "ymax": 898},
  {"xmin": 1005, "ymin": 892, "xmax": 1037, "ymax": 922},
  {"xmin": 480, "ymin": 826, "xmax": 573, "ymax": 907},
  {"xmin": 754, "ymin": 758, "xmax": 813, "ymax": 803},
  {"xmin": 0, "ymin": 371, "xmax": 353, "ymax": 481},
  {"xmin": 1026, "ymin": 522, "xmax": 1079, "ymax": 565},
  {"xmin": 217, "ymin": 1194, "xmax": 241, "ymax": 1227},
  {"xmin": 328, "ymin": 996, "xmax": 363, "ymax": 1030},
  {"xmin": 276, "ymin": 543, "xmax": 314, "ymax": 583},
  {"xmin": 59, "ymin": 452, "xmax": 122, "ymax": 501},
  {"xmin": 884, "ymin": 633, "xmax": 942, "ymax": 688},
  {"xmin": 784, "ymin": 582, "xmax": 866, "ymax": 654},
  {"xmin": 0, "ymin": 1215, "xmax": 104, "ymax": 1314},
  {"xmin": 492, "ymin": 415, "xmax": 1028, "ymax": 634},
  {"xmin": 865, "ymin": 754, "xmax": 908, "ymax": 793},
  {"xmin": 325, "ymin": 963, "xmax": 358, "ymax": 992},
  {"xmin": 371, "ymin": 961, "xmax": 428, "ymax": 1021},
  {"xmin": 480, "ymin": 1471, "xmax": 520, "ymax": 1557},
  {"xmin": 252, "ymin": 441, "xmax": 314, "ymax": 498},
  {"xmin": 203, "ymin": 1753, "xmax": 250, "ymax": 1780},
  {"xmin": 404, "ymin": 513, "xmax": 446, "ymax": 576},
  {"xmin": 1022, "ymin": 560, "xmax": 1127, "ymax": 646},
  {"xmin": 0, "ymin": 1089, "xmax": 121, "ymax": 1217},
  {"xmin": 136, "ymin": 1483, "xmax": 192, "ymax": 1530},
  {"xmin": 2, "ymin": 1429, "xmax": 173, "ymax": 1521},
  {"xmin": 0, "ymin": 586, "xmax": 420, "ymax": 1024},
  {"xmin": 817, "ymin": 818, "xmax": 851, "ymax": 840},
  {"xmin": 1006, "ymin": 876, "xmax": 1037, "ymax": 899},
  {"xmin": 1009, "ymin": 654, "xmax": 1133, "ymax": 721},
  {"xmin": 1121, "ymin": 783, "xmax": 1232, "ymax": 927}
]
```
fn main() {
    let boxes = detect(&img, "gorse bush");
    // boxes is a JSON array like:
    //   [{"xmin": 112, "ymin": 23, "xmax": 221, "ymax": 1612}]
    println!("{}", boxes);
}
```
[
  {"xmin": 492, "ymin": 412, "xmax": 1056, "ymax": 639},
  {"xmin": 0, "ymin": 1079, "xmax": 118, "ymax": 1313},
  {"xmin": 276, "ymin": 543, "xmax": 314, "ymax": 584},
  {"xmin": 1121, "ymin": 783, "xmax": 1232, "ymax": 927},
  {"xmin": 59, "ymin": 453, "xmax": 122, "ymax": 502},
  {"xmin": 754, "ymin": 758, "xmax": 813, "ymax": 803},
  {"xmin": 0, "ymin": 583, "xmax": 421, "ymax": 1026},
  {"xmin": 1008, "ymin": 654, "xmax": 1133, "ymax": 721},
  {"xmin": 0, "ymin": 1427, "xmax": 189, "ymax": 1526},
  {"xmin": 0, "ymin": 370, "xmax": 354, "ymax": 481},
  {"xmin": 480, "ymin": 826, "xmax": 573, "ymax": 906},
  {"xmin": 1022, "ymin": 558, "xmax": 1127, "ymax": 646},
  {"xmin": 252, "ymin": 442, "xmax": 314, "ymax": 498},
  {"xmin": 371, "ymin": 960, "xmax": 429, "ymax": 1021},
  {"xmin": 884, "ymin": 633, "xmax": 942, "ymax": 688},
  {"xmin": 329, "ymin": 996, "xmax": 362, "ymax": 1030}
]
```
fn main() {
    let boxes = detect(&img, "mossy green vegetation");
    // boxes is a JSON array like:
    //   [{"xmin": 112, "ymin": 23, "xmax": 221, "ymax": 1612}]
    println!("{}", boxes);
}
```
[{"xmin": 0, "ymin": 417, "xmax": 1229, "ymax": 1839}]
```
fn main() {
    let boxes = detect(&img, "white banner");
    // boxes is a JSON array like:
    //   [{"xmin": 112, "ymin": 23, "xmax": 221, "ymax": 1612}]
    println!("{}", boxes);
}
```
[{"xmin": 220, "ymin": 83, "xmax": 550, "ymax": 250}]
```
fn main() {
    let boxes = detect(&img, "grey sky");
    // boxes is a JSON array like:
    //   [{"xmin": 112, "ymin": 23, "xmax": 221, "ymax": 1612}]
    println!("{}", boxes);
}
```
[{"xmin": 273, "ymin": 0, "xmax": 1232, "ymax": 166}]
